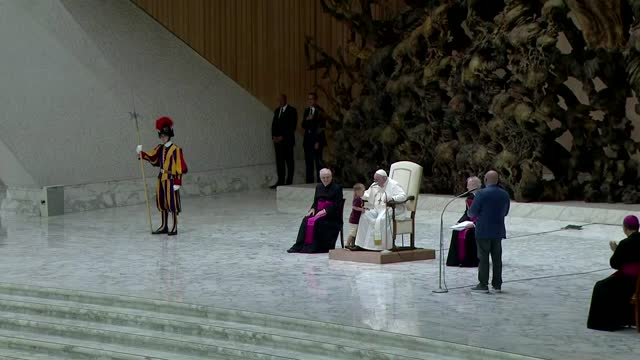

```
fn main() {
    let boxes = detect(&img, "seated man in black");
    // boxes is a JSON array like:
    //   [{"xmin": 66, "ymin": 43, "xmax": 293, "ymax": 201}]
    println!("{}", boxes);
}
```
[
  {"xmin": 287, "ymin": 168, "xmax": 343, "ymax": 253},
  {"xmin": 587, "ymin": 215, "xmax": 640, "ymax": 331}
]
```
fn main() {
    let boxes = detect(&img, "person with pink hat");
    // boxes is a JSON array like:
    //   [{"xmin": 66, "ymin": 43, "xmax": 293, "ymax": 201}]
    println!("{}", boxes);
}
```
[{"xmin": 587, "ymin": 215, "xmax": 640, "ymax": 331}]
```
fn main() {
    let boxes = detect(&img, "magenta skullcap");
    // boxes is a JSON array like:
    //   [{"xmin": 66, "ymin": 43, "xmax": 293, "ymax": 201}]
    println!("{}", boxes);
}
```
[{"xmin": 623, "ymin": 215, "xmax": 639, "ymax": 230}]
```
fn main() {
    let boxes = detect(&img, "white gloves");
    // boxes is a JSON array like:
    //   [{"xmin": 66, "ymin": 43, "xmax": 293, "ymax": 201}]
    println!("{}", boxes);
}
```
[
  {"xmin": 136, "ymin": 145, "xmax": 142, "ymax": 154},
  {"xmin": 173, "ymin": 185, "xmax": 181, "ymax": 191}
]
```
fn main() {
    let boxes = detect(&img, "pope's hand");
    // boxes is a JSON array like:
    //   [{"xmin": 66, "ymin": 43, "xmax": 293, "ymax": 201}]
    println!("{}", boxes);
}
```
[
  {"xmin": 136, "ymin": 145, "xmax": 142, "ymax": 154},
  {"xmin": 173, "ymin": 185, "xmax": 181, "ymax": 191}
]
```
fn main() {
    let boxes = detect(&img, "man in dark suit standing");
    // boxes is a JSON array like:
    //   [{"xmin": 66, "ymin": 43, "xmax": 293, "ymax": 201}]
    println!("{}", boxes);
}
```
[
  {"xmin": 270, "ymin": 94, "xmax": 297, "ymax": 189},
  {"xmin": 302, "ymin": 92, "xmax": 326, "ymax": 183},
  {"xmin": 468, "ymin": 170, "xmax": 510, "ymax": 293}
]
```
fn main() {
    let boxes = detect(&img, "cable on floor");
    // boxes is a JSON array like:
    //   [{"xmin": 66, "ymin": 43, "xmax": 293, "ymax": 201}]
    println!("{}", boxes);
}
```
[{"xmin": 445, "ymin": 267, "xmax": 611, "ymax": 291}]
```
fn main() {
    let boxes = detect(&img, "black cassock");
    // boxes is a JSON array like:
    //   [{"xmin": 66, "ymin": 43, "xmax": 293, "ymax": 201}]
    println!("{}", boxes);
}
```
[
  {"xmin": 446, "ymin": 194, "xmax": 479, "ymax": 267},
  {"xmin": 587, "ymin": 231, "xmax": 640, "ymax": 331},
  {"xmin": 289, "ymin": 182, "xmax": 343, "ymax": 253}
]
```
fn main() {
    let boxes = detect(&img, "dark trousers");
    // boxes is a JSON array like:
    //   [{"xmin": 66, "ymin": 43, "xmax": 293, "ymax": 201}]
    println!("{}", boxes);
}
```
[
  {"xmin": 304, "ymin": 144, "xmax": 323, "ymax": 183},
  {"xmin": 477, "ymin": 238, "xmax": 502, "ymax": 288},
  {"xmin": 587, "ymin": 274, "xmax": 636, "ymax": 331},
  {"xmin": 274, "ymin": 144, "xmax": 294, "ymax": 185}
]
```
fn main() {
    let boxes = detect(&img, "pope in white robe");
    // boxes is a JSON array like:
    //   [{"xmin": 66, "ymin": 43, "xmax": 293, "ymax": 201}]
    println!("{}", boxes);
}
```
[{"xmin": 355, "ymin": 169, "xmax": 408, "ymax": 250}]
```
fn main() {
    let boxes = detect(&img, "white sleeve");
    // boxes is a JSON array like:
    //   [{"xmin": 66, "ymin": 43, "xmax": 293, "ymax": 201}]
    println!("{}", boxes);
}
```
[
  {"xmin": 363, "ymin": 186, "xmax": 372, "ymax": 201},
  {"xmin": 391, "ymin": 183, "xmax": 407, "ymax": 202}
]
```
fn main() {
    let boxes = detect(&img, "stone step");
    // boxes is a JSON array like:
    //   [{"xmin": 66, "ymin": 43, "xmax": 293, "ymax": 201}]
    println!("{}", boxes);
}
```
[
  {"xmin": 0, "ymin": 350, "xmax": 65, "ymax": 360},
  {"xmin": 0, "ymin": 283, "xmax": 543, "ymax": 360},
  {"xmin": 0, "ymin": 297, "xmax": 431, "ymax": 360},
  {"xmin": 0, "ymin": 313, "xmax": 325, "ymax": 360},
  {"xmin": 0, "ymin": 355, "xmax": 39, "ymax": 360},
  {"xmin": 0, "ymin": 332, "xmax": 221, "ymax": 360},
  {"xmin": 0, "ymin": 293, "xmax": 467, "ymax": 360}
]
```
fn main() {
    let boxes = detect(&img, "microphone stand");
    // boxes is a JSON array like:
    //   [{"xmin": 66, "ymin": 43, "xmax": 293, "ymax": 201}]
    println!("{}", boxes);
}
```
[{"xmin": 433, "ymin": 188, "xmax": 476, "ymax": 294}]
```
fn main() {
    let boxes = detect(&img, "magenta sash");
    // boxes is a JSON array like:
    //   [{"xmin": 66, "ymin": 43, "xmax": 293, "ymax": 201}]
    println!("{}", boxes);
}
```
[
  {"xmin": 456, "ymin": 230, "xmax": 467, "ymax": 262},
  {"xmin": 621, "ymin": 263, "xmax": 640, "ymax": 276},
  {"xmin": 456, "ymin": 198, "xmax": 477, "ymax": 262},
  {"xmin": 304, "ymin": 200, "xmax": 333, "ymax": 245}
]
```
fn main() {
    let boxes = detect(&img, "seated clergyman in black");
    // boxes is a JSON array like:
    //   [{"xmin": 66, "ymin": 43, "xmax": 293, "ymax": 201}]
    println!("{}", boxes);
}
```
[{"xmin": 587, "ymin": 215, "xmax": 640, "ymax": 331}]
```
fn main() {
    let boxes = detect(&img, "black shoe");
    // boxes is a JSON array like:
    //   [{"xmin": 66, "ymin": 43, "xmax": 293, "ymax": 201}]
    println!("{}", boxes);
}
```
[
  {"xmin": 168, "ymin": 230, "xmax": 177, "ymax": 236},
  {"xmin": 287, "ymin": 248, "xmax": 299, "ymax": 253},
  {"xmin": 152, "ymin": 228, "xmax": 168, "ymax": 235},
  {"xmin": 471, "ymin": 284, "xmax": 489, "ymax": 293},
  {"xmin": 492, "ymin": 286, "xmax": 502, "ymax": 293}
]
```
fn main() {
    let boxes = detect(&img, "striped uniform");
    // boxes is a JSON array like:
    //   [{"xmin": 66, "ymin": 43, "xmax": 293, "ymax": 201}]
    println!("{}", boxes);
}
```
[{"xmin": 141, "ymin": 143, "xmax": 188, "ymax": 215}]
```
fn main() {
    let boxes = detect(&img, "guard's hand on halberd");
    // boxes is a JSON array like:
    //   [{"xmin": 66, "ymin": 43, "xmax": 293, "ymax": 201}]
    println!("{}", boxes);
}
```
[
  {"xmin": 136, "ymin": 145, "xmax": 142, "ymax": 154},
  {"xmin": 173, "ymin": 185, "xmax": 181, "ymax": 191}
]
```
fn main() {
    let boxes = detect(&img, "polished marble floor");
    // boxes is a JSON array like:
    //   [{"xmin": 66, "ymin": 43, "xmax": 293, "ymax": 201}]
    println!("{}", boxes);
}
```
[{"xmin": 0, "ymin": 191, "xmax": 638, "ymax": 360}]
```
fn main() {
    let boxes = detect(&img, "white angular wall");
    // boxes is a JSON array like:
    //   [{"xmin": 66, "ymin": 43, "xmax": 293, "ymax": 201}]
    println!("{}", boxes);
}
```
[{"xmin": 0, "ymin": 0, "xmax": 283, "ymax": 214}]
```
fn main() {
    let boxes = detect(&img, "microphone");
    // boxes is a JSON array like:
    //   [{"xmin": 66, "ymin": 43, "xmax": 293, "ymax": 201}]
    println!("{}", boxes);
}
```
[{"xmin": 455, "ymin": 187, "xmax": 479, "ymax": 198}]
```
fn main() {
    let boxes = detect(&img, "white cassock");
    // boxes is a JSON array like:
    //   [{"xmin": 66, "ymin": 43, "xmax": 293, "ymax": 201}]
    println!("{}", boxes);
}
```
[{"xmin": 355, "ymin": 178, "xmax": 407, "ymax": 250}]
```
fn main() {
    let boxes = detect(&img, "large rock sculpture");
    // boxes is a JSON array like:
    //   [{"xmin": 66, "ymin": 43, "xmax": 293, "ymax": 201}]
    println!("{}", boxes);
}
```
[{"xmin": 307, "ymin": 0, "xmax": 640, "ymax": 203}]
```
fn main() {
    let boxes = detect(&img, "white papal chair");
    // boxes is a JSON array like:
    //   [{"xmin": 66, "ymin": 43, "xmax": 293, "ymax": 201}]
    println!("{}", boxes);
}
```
[{"xmin": 388, "ymin": 161, "xmax": 423, "ymax": 249}]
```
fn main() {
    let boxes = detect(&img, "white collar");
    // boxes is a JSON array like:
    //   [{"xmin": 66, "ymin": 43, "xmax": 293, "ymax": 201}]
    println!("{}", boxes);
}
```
[
  {"xmin": 281, "ymin": 104, "xmax": 288, "ymax": 111},
  {"xmin": 164, "ymin": 141, "xmax": 173, "ymax": 148}
]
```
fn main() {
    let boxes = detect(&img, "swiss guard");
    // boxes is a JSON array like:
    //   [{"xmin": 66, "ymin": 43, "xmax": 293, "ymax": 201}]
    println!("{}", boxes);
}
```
[{"xmin": 136, "ymin": 117, "xmax": 188, "ymax": 235}]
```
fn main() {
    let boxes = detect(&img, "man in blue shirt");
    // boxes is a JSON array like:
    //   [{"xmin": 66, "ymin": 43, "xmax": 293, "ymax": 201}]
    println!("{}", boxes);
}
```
[{"xmin": 467, "ymin": 170, "xmax": 510, "ymax": 293}]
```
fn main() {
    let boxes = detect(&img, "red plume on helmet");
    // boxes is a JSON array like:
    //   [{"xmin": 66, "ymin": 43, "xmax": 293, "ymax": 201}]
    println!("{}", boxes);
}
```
[
  {"xmin": 155, "ymin": 116, "xmax": 175, "ymax": 138},
  {"xmin": 155, "ymin": 116, "xmax": 173, "ymax": 130}
]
